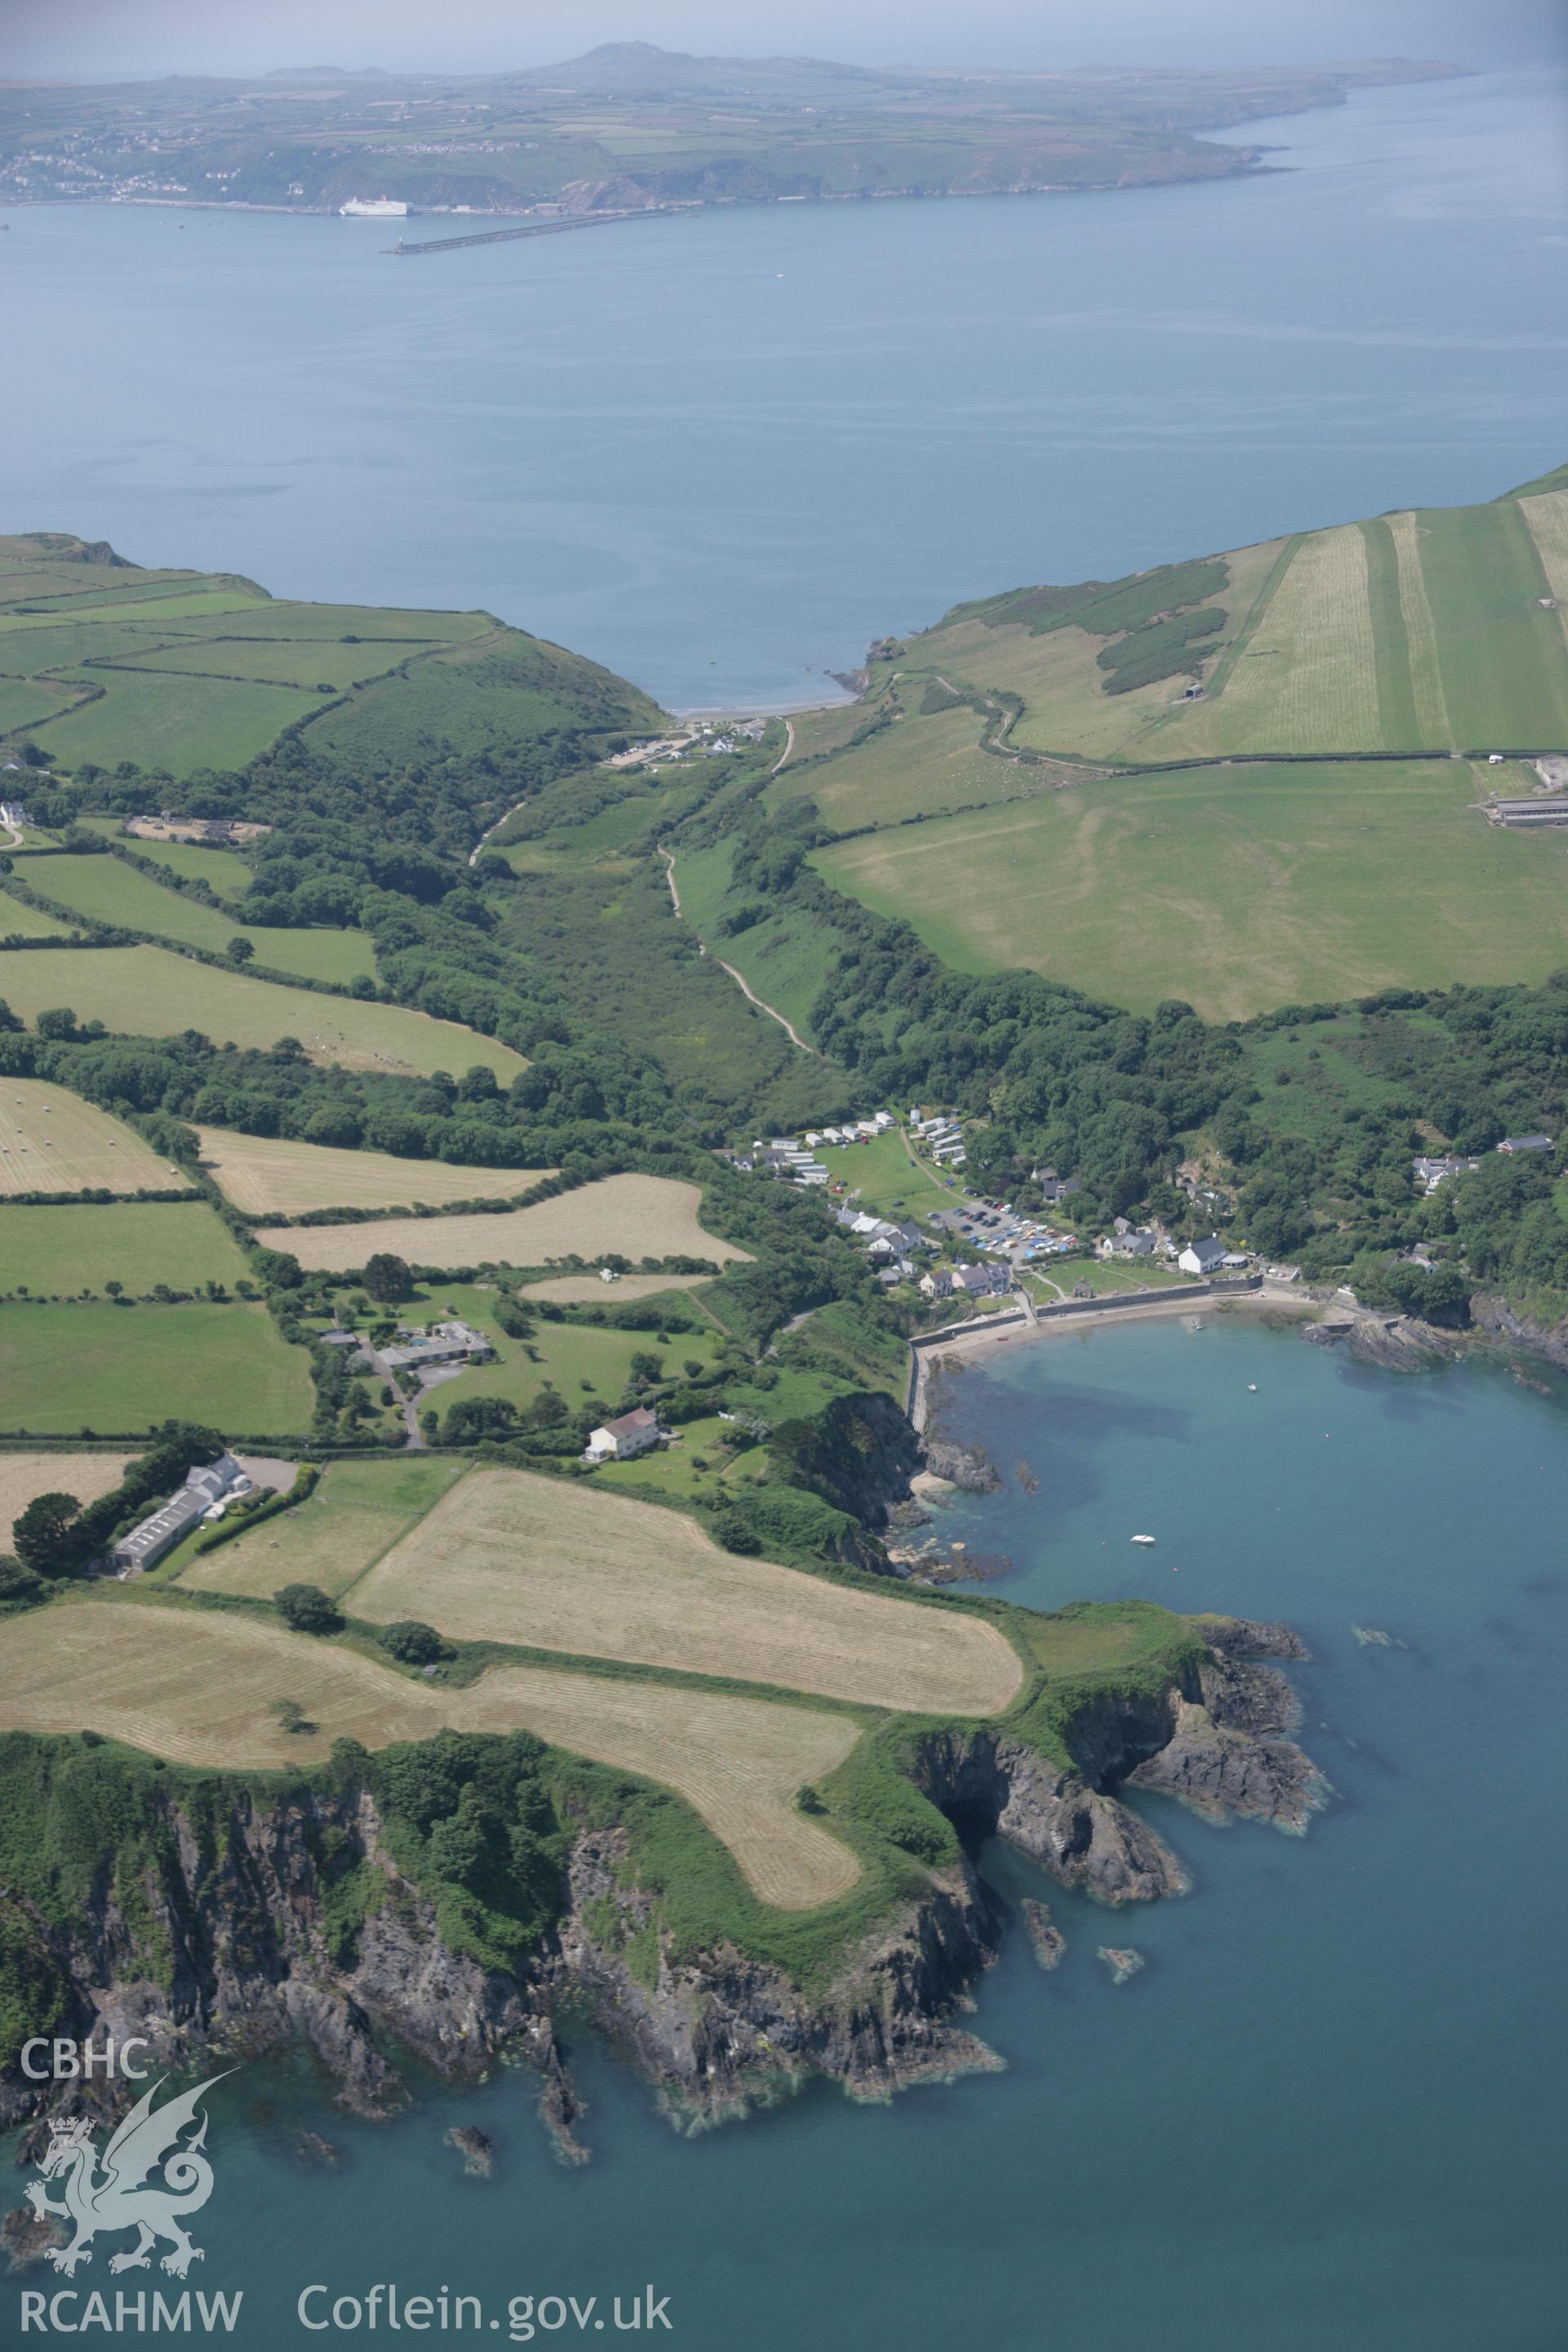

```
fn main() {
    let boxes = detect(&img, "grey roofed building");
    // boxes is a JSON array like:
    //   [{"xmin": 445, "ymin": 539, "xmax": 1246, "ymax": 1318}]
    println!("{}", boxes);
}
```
[
  {"xmin": 1178, "ymin": 1236, "xmax": 1228, "ymax": 1276},
  {"xmin": 380, "ymin": 1319, "xmax": 493, "ymax": 1374},
  {"xmin": 113, "ymin": 1453, "xmax": 252, "ymax": 1575},
  {"xmin": 1497, "ymin": 1134, "xmax": 1554, "ymax": 1153}
]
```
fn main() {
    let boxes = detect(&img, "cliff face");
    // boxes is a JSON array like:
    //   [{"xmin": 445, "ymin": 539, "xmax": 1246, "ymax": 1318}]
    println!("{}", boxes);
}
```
[
  {"xmin": 0, "ymin": 1623, "xmax": 1321, "ymax": 2149},
  {"xmin": 0, "ymin": 1785, "xmax": 1000, "ymax": 2153},
  {"xmin": 1468, "ymin": 1292, "xmax": 1568, "ymax": 1374},
  {"xmin": 780, "ymin": 1389, "xmax": 924, "ymax": 1530}
]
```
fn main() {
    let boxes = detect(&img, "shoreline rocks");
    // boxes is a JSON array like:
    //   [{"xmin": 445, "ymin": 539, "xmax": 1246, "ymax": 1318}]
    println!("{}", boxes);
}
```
[
  {"xmin": 1022, "ymin": 1900, "xmax": 1065, "ymax": 1970},
  {"xmin": 446, "ymin": 2124, "xmax": 497, "ymax": 2178},
  {"xmin": 1097, "ymin": 1947, "xmax": 1145, "ymax": 1986}
]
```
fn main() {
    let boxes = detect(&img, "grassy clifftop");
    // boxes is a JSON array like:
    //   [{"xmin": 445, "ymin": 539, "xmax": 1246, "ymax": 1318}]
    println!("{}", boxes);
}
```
[{"xmin": 0, "ymin": 533, "xmax": 665, "ymax": 780}]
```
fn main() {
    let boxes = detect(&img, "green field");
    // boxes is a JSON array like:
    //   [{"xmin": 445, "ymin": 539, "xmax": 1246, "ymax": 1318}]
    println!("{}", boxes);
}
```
[
  {"xmin": 33, "ymin": 670, "xmax": 331, "ymax": 775},
  {"xmin": 0, "ymin": 1200, "xmax": 252, "ymax": 1294},
  {"xmin": 182, "ymin": 1454, "xmax": 469, "ymax": 1597},
  {"xmin": 0, "ymin": 945, "xmax": 526, "ymax": 1080},
  {"xmin": 0, "ymin": 537, "xmax": 663, "ymax": 782},
  {"xmin": 0, "ymin": 890, "xmax": 79, "ymax": 941},
  {"xmin": 111, "ymin": 637, "xmax": 444, "ymax": 689},
  {"xmin": 814, "ymin": 759, "xmax": 1568, "ymax": 1021},
  {"xmin": 0, "ymin": 1301, "xmax": 314, "ymax": 1435},
  {"xmin": 1411, "ymin": 500, "xmax": 1568, "ymax": 749},
  {"xmin": 27, "ymin": 854, "xmax": 376, "ymax": 985},
  {"xmin": 78, "ymin": 822, "xmax": 256, "ymax": 893}
]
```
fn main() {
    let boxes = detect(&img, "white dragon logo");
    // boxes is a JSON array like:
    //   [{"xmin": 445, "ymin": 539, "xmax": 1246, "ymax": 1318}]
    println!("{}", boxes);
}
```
[{"xmin": 24, "ymin": 2071, "xmax": 233, "ymax": 2278}]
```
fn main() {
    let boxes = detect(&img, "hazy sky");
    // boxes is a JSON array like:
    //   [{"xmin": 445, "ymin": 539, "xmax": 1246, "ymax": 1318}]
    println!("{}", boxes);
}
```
[{"xmin": 5, "ymin": 0, "xmax": 1565, "ymax": 81}]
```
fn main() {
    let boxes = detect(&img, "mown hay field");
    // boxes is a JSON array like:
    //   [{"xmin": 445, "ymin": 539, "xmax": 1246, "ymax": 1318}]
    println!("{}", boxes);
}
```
[
  {"xmin": 0, "ymin": 946, "xmax": 526, "ymax": 1082},
  {"xmin": 0, "ymin": 1080, "xmax": 193, "ymax": 1197},
  {"xmin": 29, "ymin": 856, "xmax": 376, "ymax": 987},
  {"xmin": 0, "ymin": 1200, "xmax": 252, "ymax": 1294},
  {"xmin": 1196, "ymin": 523, "xmax": 1379, "ymax": 752},
  {"xmin": 184, "ymin": 1454, "xmax": 470, "ymax": 1598},
  {"xmin": 194, "ymin": 1126, "xmax": 554, "ymax": 1217},
  {"xmin": 0, "ymin": 1599, "xmax": 862, "ymax": 1909},
  {"xmin": 254, "ymin": 1174, "xmax": 749, "ymax": 1273},
  {"xmin": 0, "ymin": 1450, "xmax": 131, "ymax": 1542},
  {"xmin": 347, "ymin": 1467, "xmax": 1022, "ymax": 1716},
  {"xmin": 522, "ymin": 1272, "xmax": 714, "ymax": 1305},
  {"xmin": 1521, "ymin": 489, "xmax": 1568, "ymax": 605},
  {"xmin": 0, "ymin": 1302, "xmax": 314, "ymax": 1436},
  {"xmin": 813, "ymin": 759, "xmax": 1568, "ymax": 1021}
]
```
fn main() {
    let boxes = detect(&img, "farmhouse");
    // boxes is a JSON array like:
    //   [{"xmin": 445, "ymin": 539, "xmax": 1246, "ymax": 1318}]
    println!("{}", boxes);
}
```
[
  {"xmin": 113, "ymin": 1452, "xmax": 252, "ymax": 1575},
  {"xmin": 1178, "ymin": 1237, "xmax": 1227, "ymax": 1276},
  {"xmin": 585, "ymin": 1406, "xmax": 662, "ymax": 1463}
]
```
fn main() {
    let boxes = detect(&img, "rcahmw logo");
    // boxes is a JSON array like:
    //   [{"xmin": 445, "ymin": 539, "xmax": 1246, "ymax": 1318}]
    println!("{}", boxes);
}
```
[{"xmin": 18, "ymin": 2069, "xmax": 243, "ymax": 2334}]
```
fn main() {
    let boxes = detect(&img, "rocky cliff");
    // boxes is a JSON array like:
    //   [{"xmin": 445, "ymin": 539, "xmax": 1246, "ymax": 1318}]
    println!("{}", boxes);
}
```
[{"xmin": 0, "ymin": 1622, "xmax": 1321, "ymax": 2153}]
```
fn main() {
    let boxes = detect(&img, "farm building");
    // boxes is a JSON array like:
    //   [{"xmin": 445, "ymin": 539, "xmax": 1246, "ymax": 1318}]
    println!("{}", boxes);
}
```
[
  {"xmin": 380, "ymin": 1320, "xmax": 493, "ymax": 1374},
  {"xmin": 113, "ymin": 1452, "xmax": 251, "ymax": 1575},
  {"xmin": 1496, "ymin": 1134, "xmax": 1554, "ymax": 1155},
  {"xmin": 1486, "ymin": 798, "xmax": 1568, "ymax": 828},
  {"xmin": 585, "ymin": 1406, "xmax": 662, "ymax": 1463}
]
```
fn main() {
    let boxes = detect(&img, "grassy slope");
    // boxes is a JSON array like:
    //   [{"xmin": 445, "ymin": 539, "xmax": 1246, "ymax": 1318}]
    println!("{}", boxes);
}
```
[
  {"xmin": 0, "ymin": 945, "xmax": 526, "ymax": 1081},
  {"xmin": 25, "ymin": 854, "xmax": 376, "ymax": 986},
  {"xmin": 670, "ymin": 838, "xmax": 839, "ymax": 1045},
  {"xmin": 0, "ymin": 539, "xmax": 662, "ymax": 781},
  {"xmin": 814, "ymin": 759, "xmax": 1568, "ymax": 1022},
  {"xmin": 0, "ymin": 1301, "xmax": 314, "ymax": 1435},
  {"xmin": 864, "ymin": 488, "xmax": 1568, "ymax": 766}
]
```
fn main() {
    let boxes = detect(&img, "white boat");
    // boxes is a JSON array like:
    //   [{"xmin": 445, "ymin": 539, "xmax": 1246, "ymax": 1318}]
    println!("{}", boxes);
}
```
[
  {"xmin": 1130, "ymin": 1534, "xmax": 1156, "ymax": 1546},
  {"xmin": 1247, "ymin": 1383, "xmax": 1258, "ymax": 1392}
]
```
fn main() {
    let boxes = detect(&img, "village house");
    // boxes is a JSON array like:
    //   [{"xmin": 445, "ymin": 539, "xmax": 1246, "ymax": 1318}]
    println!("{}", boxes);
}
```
[
  {"xmin": 1412, "ymin": 1154, "xmax": 1479, "ymax": 1195},
  {"xmin": 1098, "ymin": 1227, "xmax": 1156, "ymax": 1260},
  {"xmin": 1496, "ymin": 1134, "xmax": 1554, "ymax": 1154},
  {"xmin": 113, "ymin": 1453, "xmax": 252, "ymax": 1575},
  {"xmin": 1178, "ymin": 1236, "xmax": 1228, "ymax": 1276},
  {"xmin": 585, "ymin": 1405, "xmax": 661, "ymax": 1463}
]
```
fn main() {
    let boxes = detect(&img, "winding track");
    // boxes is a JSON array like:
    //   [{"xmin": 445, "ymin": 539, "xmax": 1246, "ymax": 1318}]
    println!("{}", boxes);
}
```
[{"xmin": 657, "ymin": 846, "xmax": 818, "ymax": 1055}]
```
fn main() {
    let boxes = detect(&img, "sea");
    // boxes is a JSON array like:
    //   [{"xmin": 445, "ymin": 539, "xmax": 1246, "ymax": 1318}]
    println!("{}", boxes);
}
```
[
  {"xmin": 87, "ymin": 1314, "xmax": 1568, "ymax": 2350},
  {"xmin": 4, "ymin": 68, "xmax": 1566, "ymax": 710},
  {"xmin": 6, "ymin": 62, "xmax": 1567, "ymax": 2350}
]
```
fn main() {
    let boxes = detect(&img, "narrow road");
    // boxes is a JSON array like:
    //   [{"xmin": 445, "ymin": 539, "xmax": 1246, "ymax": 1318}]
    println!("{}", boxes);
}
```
[
  {"xmin": 771, "ymin": 716, "xmax": 796, "ymax": 774},
  {"xmin": 657, "ymin": 846, "xmax": 819, "ymax": 1056},
  {"xmin": 470, "ymin": 796, "xmax": 529, "ymax": 867}
]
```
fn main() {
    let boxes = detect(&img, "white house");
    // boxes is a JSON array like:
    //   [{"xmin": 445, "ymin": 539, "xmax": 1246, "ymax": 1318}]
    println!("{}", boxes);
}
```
[
  {"xmin": 585, "ymin": 1406, "xmax": 661, "ymax": 1463},
  {"xmin": 1178, "ymin": 1237, "xmax": 1228, "ymax": 1276}
]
